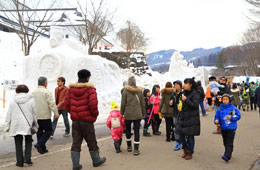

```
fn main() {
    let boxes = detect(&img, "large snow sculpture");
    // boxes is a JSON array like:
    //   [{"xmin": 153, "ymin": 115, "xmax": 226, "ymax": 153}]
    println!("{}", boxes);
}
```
[
  {"xmin": 23, "ymin": 26, "xmax": 122, "ymax": 118},
  {"xmin": 169, "ymin": 51, "xmax": 208, "ymax": 88}
]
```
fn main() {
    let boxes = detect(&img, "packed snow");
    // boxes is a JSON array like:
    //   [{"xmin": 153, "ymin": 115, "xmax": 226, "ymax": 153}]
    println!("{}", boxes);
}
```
[{"xmin": 0, "ymin": 28, "xmax": 259, "ymax": 128}]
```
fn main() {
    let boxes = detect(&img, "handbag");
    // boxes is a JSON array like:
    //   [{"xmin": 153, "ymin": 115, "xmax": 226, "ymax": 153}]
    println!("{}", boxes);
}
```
[
  {"xmin": 17, "ymin": 103, "xmax": 38, "ymax": 135},
  {"xmin": 111, "ymin": 117, "xmax": 121, "ymax": 128}
]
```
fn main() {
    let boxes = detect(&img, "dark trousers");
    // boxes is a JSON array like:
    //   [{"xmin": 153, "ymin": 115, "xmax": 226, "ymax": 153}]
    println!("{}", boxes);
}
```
[
  {"xmin": 250, "ymin": 97, "xmax": 257, "ymax": 110},
  {"xmin": 180, "ymin": 135, "xmax": 195, "ymax": 153},
  {"xmin": 14, "ymin": 135, "xmax": 33, "ymax": 166},
  {"xmin": 52, "ymin": 110, "xmax": 70, "ymax": 136},
  {"xmin": 37, "ymin": 119, "xmax": 52, "ymax": 151},
  {"xmin": 125, "ymin": 119, "xmax": 141, "ymax": 142},
  {"xmin": 71, "ymin": 121, "xmax": 98, "ymax": 152},
  {"xmin": 165, "ymin": 117, "xmax": 174, "ymax": 140},
  {"xmin": 153, "ymin": 114, "xmax": 162, "ymax": 126},
  {"xmin": 207, "ymin": 98, "xmax": 212, "ymax": 106},
  {"xmin": 221, "ymin": 130, "xmax": 235, "ymax": 159},
  {"xmin": 143, "ymin": 115, "xmax": 151, "ymax": 129}
]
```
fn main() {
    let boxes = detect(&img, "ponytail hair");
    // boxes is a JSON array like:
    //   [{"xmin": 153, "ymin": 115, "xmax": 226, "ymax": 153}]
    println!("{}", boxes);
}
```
[{"xmin": 184, "ymin": 77, "xmax": 198, "ymax": 90}]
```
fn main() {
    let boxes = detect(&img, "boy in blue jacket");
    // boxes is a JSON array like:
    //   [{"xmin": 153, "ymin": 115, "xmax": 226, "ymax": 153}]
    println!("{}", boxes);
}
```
[{"xmin": 214, "ymin": 94, "xmax": 241, "ymax": 162}]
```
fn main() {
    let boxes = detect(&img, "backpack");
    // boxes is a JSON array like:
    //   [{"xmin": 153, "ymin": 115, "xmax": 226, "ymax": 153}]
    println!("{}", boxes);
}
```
[{"xmin": 111, "ymin": 117, "xmax": 121, "ymax": 128}]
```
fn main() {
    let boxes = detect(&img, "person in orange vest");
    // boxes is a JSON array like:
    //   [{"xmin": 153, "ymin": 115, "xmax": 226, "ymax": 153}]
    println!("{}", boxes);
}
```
[{"xmin": 206, "ymin": 86, "xmax": 213, "ymax": 111}]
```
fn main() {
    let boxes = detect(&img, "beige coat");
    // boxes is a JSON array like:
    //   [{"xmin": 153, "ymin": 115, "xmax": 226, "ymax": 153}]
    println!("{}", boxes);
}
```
[
  {"xmin": 32, "ymin": 86, "xmax": 58, "ymax": 120},
  {"xmin": 120, "ymin": 85, "xmax": 145, "ymax": 120}
]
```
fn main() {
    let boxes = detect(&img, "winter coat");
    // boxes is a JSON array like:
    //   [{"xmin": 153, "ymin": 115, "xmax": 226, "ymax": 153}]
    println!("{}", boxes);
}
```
[
  {"xmin": 170, "ymin": 90, "xmax": 183, "ymax": 117},
  {"xmin": 106, "ymin": 110, "xmax": 126, "ymax": 140},
  {"xmin": 255, "ymin": 87, "xmax": 260, "ymax": 107},
  {"xmin": 55, "ymin": 86, "xmax": 68, "ymax": 110},
  {"xmin": 145, "ymin": 96, "xmax": 153, "ymax": 117},
  {"xmin": 249, "ymin": 85, "xmax": 257, "ymax": 98},
  {"xmin": 32, "ymin": 86, "xmax": 58, "ymax": 119},
  {"xmin": 64, "ymin": 83, "xmax": 99, "ymax": 122},
  {"xmin": 150, "ymin": 93, "xmax": 161, "ymax": 114},
  {"xmin": 4, "ymin": 93, "xmax": 38, "ymax": 136},
  {"xmin": 205, "ymin": 87, "xmax": 212, "ymax": 99},
  {"xmin": 176, "ymin": 89, "xmax": 200, "ymax": 136},
  {"xmin": 209, "ymin": 81, "xmax": 225, "ymax": 94},
  {"xmin": 214, "ymin": 104, "xmax": 241, "ymax": 131},
  {"xmin": 231, "ymin": 89, "xmax": 240, "ymax": 106},
  {"xmin": 215, "ymin": 84, "xmax": 232, "ymax": 106},
  {"xmin": 159, "ymin": 88, "xmax": 174, "ymax": 117},
  {"xmin": 197, "ymin": 86, "xmax": 205, "ymax": 103},
  {"xmin": 120, "ymin": 85, "xmax": 145, "ymax": 120}
]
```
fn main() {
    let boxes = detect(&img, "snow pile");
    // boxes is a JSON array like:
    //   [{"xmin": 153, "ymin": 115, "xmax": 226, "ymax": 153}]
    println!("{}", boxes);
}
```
[
  {"xmin": 232, "ymin": 76, "xmax": 260, "ymax": 84},
  {"xmin": 168, "ymin": 51, "xmax": 209, "ymax": 88}
]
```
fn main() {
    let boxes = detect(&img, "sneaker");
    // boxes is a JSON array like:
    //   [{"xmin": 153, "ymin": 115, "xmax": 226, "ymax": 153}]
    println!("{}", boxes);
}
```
[
  {"xmin": 173, "ymin": 142, "xmax": 181, "ymax": 151},
  {"xmin": 63, "ymin": 133, "xmax": 70, "ymax": 137},
  {"xmin": 221, "ymin": 155, "xmax": 229, "ymax": 162},
  {"xmin": 50, "ymin": 136, "xmax": 54, "ymax": 139}
]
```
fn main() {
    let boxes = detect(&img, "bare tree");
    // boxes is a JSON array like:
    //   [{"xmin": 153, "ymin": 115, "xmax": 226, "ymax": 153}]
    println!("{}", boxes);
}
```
[
  {"xmin": 240, "ymin": 25, "xmax": 260, "ymax": 76},
  {"xmin": 117, "ymin": 20, "xmax": 148, "ymax": 52},
  {"xmin": 73, "ymin": 0, "xmax": 114, "ymax": 55},
  {"xmin": 0, "ymin": 0, "xmax": 59, "ymax": 56}
]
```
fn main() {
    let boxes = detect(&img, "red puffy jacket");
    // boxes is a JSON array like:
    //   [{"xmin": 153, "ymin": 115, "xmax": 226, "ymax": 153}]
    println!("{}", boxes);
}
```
[{"xmin": 64, "ymin": 83, "xmax": 99, "ymax": 122}]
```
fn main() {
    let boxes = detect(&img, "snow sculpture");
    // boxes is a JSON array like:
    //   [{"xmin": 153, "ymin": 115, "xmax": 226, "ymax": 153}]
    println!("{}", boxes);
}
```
[
  {"xmin": 23, "ymin": 27, "xmax": 122, "ymax": 119},
  {"xmin": 169, "ymin": 51, "xmax": 208, "ymax": 88}
]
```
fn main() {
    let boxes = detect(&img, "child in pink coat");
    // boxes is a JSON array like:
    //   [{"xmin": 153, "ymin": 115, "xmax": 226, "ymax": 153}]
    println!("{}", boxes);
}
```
[
  {"xmin": 107, "ymin": 101, "xmax": 126, "ymax": 153},
  {"xmin": 150, "ymin": 85, "xmax": 162, "ymax": 135}
]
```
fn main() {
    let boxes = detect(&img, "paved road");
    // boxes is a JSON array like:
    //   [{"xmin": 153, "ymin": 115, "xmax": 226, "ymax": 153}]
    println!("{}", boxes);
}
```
[{"xmin": 1, "ymin": 110, "xmax": 260, "ymax": 170}]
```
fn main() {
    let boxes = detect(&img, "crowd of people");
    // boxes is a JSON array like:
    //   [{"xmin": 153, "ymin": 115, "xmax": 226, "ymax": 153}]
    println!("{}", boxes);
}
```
[{"xmin": 3, "ymin": 70, "xmax": 260, "ymax": 169}]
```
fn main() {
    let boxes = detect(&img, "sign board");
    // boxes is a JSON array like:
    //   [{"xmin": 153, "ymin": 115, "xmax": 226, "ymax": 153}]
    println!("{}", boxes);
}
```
[{"xmin": 2, "ymin": 80, "xmax": 18, "ymax": 90}]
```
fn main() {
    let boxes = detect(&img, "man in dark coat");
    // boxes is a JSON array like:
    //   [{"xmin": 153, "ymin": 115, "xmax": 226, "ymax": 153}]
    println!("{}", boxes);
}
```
[{"xmin": 255, "ymin": 85, "xmax": 260, "ymax": 114}]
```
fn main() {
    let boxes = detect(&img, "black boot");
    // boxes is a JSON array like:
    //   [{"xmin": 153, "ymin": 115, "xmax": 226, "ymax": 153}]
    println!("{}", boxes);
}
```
[
  {"xmin": 114, "ymin": 140, "xmax": 121, "ymax": 153},
  {"xmin": 153, "ymin": 125, "xmax": 161, "ymax": 135},
  {"xmin": 89, "ymin": 150, "xmax": 106, "ymax": 167},
  {"xmin": 127, "ymin": 140, "xmax": 132, "ymax": 152},
  {"xmin": 143, "ymin": 128, "xmax": 151, "ymax": 137},
  {"xmin": 71, "ymin": 151, "xmax": 82, "ymax": 170},
  {"xmin": 134, "ymin": 143, "xmax": 140, "ymax": 156}
]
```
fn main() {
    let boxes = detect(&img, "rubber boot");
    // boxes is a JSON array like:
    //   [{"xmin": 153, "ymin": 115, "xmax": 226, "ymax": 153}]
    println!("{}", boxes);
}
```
[
  {"xmin": 133, "ymin": 143, "xmax": 140, "ymax": 156},
  {"xmin": 89, "ymin": 150, "xmax": 106, "ymax": 167},
  {"xmin": 114, "ymin": 140, "xmax": 121, "ymax": 153},
  {"xmin": 127, "ymin": 140, "xmax": 132, "ymax": 152},
  {"xmin": 71, "ymin": 151, "xmax": 82, "ymax": 170},
  {"xmin": 143, "ymin": 128, "xmax": 151, "ymax": 137}
]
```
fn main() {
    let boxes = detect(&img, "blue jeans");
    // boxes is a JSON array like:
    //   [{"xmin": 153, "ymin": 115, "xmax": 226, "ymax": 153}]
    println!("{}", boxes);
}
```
[
  {"xmin": 199, "ymin": 102, "xmax": 206, "ymax": 115},
  {"xmin": 180, "ymin": 135, "xmax": 195, "ymax": 153},
  {"xmin": 52, "ymin": 110, "xmax": 70, "ymax": 135}
]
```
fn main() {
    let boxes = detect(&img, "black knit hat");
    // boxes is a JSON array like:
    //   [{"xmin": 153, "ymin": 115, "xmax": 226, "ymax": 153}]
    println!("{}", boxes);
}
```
[
  {"xmin": 78, "ymin": 69, "xmax": 91, "ymax": 83},
  {"xmin": 209, "ymin": 76, "xmax": 216, "ymax": 80},
  {"xmin": 173, "ymin": 80, "xmax": 182, "ymax": 88}
]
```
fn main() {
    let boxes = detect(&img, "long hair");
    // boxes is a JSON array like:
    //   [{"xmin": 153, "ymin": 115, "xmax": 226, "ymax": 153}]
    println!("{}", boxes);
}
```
[
  {"xmin": 152, "ymin": 85, "xmax": 160, "ymax": 95},
  {"xmin": 184, "ymin": 77, "xmax": 198, "ymax": 90}
]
